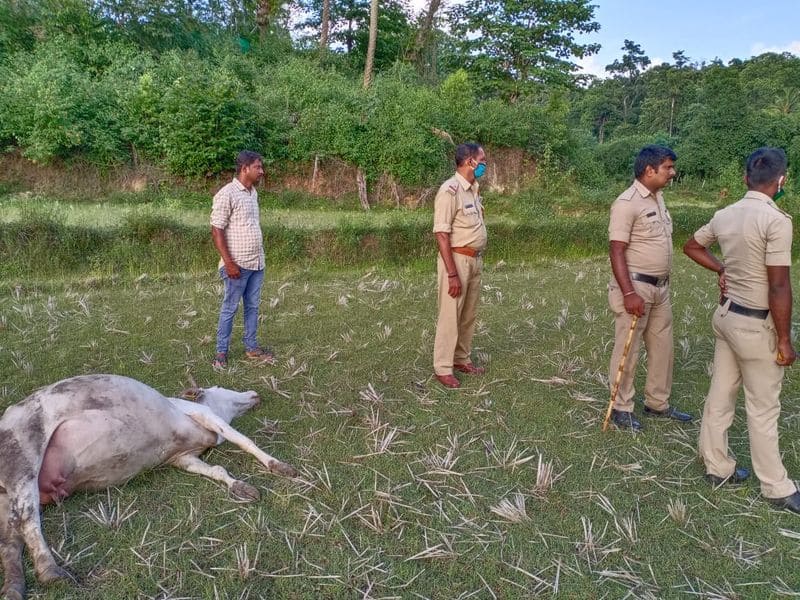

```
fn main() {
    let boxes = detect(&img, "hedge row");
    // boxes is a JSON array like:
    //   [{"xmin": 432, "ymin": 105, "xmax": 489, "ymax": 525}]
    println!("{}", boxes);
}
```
[{"xmin": 1, "ymin": 207, "xmax": 719, "ymax": 280}]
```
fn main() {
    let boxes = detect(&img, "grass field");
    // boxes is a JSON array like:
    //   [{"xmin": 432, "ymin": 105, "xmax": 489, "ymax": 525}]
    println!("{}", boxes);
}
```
[{"xmin": 3, "ymin": 254, "xmax": 800, "ymax": 599}]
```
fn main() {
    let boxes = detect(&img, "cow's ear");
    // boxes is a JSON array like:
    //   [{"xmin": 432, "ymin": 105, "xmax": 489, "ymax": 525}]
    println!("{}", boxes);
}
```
[{"xmin": 180, "ymin": 387, "xmax": 203, "ymax": 401}]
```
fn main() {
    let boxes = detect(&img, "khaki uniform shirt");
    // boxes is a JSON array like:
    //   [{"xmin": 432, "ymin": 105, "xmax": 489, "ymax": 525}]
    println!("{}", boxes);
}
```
[
  {"xmin": 210, "ymin": 178, "xmax": 265, "ymax": 270},
  {"xmin": 433, "ymin": 173, "xmax": 487, "ymax": 251},
  {"xmin": 694, "ymin": 191, "xmax": 792, "ymax": 309},
  {"xmin": 609, "ymin": 180, "xmax": 673, "ymax": 276}
]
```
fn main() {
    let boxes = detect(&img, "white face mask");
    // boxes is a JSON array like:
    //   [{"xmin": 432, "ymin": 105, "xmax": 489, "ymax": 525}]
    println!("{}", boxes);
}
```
[{"xmin": 774, "ymin": 175, "xmax": 786, "ymax": 201}]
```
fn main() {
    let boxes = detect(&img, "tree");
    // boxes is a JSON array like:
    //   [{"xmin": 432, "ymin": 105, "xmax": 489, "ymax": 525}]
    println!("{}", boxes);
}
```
[
  {"xmin": 604, "ymin": 39, "xmax": 650, "ymax": 124},
  {"xmin": 362, "ymin": 0, "xmax": 377, "ymax": 88},
  {"xmin": 638, "ymin": 54, "xmax": 698, "ymax": 137},
  {"xmin": 406, "ymin": 0, "xmax": 441, "ymax": 69},
  {"xmin": 447, "ymin": 0, "xmax": 600, "ymax": 99},
  {"xmin": 293, "ymin": 0, "xmax": 411, "ymax": 73},
  {"xmin": 319, "ymin": 0, "xmax": 330, "ymax": 53},
  {"xmin": 574, "ymin": 78, "xmax": 625, "ymax": 144}
]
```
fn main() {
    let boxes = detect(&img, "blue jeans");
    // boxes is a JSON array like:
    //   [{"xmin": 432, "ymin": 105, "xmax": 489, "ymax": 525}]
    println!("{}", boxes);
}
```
[{"xmin": 215, "ymin": 267, "xmax": 264, "ymax": 354}]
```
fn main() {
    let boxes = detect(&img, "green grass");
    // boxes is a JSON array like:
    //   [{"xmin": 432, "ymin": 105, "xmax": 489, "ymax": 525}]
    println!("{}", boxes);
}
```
[
  {"xmin": 3, "ymin": 256, "xmax": 800, "ymax": 598},
  {"xmin": 0, "ymin": 183, "xmax": 724, "ymax": 282}
]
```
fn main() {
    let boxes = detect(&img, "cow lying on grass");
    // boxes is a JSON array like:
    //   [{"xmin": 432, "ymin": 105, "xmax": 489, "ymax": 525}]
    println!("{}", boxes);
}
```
[{"xmin": 0, "ymin": 374, "xmax": 297, "ymax": 600}]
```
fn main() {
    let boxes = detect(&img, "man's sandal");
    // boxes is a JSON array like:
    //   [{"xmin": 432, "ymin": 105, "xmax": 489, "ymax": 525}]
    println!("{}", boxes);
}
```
[
  {"xmin": 245, "ymin": 347, "xmax": 275, "ymax": 364},
  {"xmin": 212, "ymin": 352, "xmax": 228, "ymax": 369}
]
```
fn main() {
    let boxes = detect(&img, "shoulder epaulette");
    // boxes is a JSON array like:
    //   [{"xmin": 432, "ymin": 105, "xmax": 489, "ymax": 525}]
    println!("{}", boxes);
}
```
[
  {"xmin": 775, "ymin": 205, "xmax": 792, "ymax": 220},
  {"xmin": 617, "ymin": 185, "xmax": 637, "ymax": 202}
]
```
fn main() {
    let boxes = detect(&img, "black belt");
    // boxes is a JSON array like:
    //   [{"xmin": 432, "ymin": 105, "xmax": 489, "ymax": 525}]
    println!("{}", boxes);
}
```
[
  {"xmin": 720, "ymin": 296, "xmax": 769, "ymax": 319},
  {"xmin": 631, "ymin": 272, "xmax": 669, "ymax": 287}
]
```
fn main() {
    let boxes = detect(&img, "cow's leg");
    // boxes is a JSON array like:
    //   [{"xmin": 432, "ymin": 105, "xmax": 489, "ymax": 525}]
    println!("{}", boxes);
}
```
[
  {"xmin": 170, "ymin": 455, "xmax": 260, "ymax": 502},
  {"xmin": 11, "ymin": 482, "xmax": 70, "ymax": 586},
  {"xmin": 185, "ymin": 412, "xmax": 298, "ymax": 477},
  {"xmin": 0, "ymin": 492, "xmax": 25, "ymax": 600}
]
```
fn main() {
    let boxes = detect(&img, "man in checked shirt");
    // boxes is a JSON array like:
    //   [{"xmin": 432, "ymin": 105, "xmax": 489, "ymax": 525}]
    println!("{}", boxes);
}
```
[{"xmin": 211, "ymin": 150, "xmax": 273, "ymax": 369}]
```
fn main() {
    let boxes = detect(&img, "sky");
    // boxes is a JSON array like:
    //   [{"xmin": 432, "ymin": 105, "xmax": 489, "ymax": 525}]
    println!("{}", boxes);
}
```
[{"xmin": 408, "ymin": 0, "xmax": 800, "ymax": 77}]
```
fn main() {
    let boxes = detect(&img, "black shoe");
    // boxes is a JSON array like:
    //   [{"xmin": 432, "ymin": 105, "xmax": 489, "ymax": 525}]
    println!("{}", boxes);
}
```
[
  {"xmin": 766, "ymin": 491, "xmax": 800, "ymax": 514},
  {"xmin": 643, "ymin": 405, "xmax": 693, "ymax": 422},
  {"xmin": 705, "ymin": 466, "xmax": 749, "ymax": 486},
  {"xmin": 611, "ymin": 409, "xmax": 643, "ymax": 432}
]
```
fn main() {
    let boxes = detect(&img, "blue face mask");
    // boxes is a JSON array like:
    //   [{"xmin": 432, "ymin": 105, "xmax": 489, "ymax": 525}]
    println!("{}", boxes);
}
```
[{"xmin": 473, "ymin": 162, "xmax": 487, "ymax": 178}]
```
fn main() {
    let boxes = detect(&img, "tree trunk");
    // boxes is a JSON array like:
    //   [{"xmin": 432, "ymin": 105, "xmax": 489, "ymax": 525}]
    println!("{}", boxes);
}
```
[
  {"xmin": 256, "ymin": 0, "xmax": 273, "ymax": 40},
  {"xmin": 311, "ymin": 154, "xmax": 320, "ymax": 193},
  {"xmin": 356, "ymin": 169, "xmax": 369, "ymax": 210},
  {"xmin": 319, "ymin": 0, "xmax": 330, "ymax": 54},
  {"xmin": 362, "ymin": 0, "xmax": 378, "ymax": 89},
  {"xmin": 668, "ymin": 96, "xmax": 675, "ymax": 137},
  {"xmin": 407, "ymin": 0, "xmax": 441, "ymax": 66},
  {"xmin": 390, "ymin": 176, "xmax": 401, "ymax": 208}
]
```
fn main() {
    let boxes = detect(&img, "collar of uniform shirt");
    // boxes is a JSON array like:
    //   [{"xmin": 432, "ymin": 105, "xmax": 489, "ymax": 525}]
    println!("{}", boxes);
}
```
[
  {"xmin": 743, "ymin": 190, "xmax": 777, "ymax": 204},
  {"xmin": 633, "ymin": 179, "xmax": 660, "ymax": 200},
  {"xmin": 454, "ymin": 171, "xmax": 477, "ymax": 192}
]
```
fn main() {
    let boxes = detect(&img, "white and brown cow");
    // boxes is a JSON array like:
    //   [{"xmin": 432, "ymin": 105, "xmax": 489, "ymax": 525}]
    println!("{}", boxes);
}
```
[{"xmin": 0, "ymin": 374, "xmax": 297, "ymax": 600}]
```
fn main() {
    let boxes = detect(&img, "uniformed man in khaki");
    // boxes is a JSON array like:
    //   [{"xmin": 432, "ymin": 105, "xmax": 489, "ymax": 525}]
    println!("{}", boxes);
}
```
[
  {"xmin": 683, "ymin": 147, "xmax": 800, "ymax": 512},
  {"xmin": 432, "ymin": 143, "xmax": 488, "ymax": 389},
  {"xmin": 608, "ymin": 145, "xmax": 693, "ymax": 430}
]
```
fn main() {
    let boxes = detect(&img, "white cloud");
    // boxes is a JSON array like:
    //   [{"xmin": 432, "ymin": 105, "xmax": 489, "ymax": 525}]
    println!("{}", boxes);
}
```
[
  {"xmin": 575, "ymin": 53, "xmax": 606, "ymax": 78},
  {"xmin": 750, "ymin": 41, "xmax": 800, "ymax": 57}
]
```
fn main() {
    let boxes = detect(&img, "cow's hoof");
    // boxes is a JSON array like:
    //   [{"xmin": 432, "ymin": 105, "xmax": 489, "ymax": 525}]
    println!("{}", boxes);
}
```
[
  {"xmin": 38, "ymin": 563, "xmax": 72, "ymax": 584},
  {"xmin": 271, "ymin": 461, "xmax": 298, "ymax": 478},
  {"xmin": 230, "ymin": 480, "xmax": 260, "ymax": 502},
  {"xmin": 1, "ymin": 580, "xmax": 25, "ymax": 600}
]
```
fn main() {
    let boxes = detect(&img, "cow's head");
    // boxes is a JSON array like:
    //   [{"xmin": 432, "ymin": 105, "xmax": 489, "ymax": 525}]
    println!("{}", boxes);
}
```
[{"xmin": 184, "ymin": 387, "xmax": 261, "ymax": 423}]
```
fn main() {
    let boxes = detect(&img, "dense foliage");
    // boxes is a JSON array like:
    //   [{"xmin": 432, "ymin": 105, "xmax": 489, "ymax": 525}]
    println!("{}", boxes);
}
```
[{"xmin": 1, "ymin": 0, "xmax": 800, "ymax": 187}]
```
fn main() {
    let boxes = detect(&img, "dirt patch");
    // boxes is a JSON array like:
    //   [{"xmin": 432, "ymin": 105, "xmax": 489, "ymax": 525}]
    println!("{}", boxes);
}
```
[
  {"xmin": 481, "ymin": 147, "xmax": 537, "ymax": 195},
  {"xmin": 0, "ymin": 146, "xmax": 537, "ymax": 204}
]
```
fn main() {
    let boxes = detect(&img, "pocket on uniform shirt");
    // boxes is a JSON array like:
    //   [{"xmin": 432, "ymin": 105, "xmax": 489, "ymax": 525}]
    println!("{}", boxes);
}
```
[{"xmin": 462, "ymin": 204, "xmax": 481, "ymax": 223}]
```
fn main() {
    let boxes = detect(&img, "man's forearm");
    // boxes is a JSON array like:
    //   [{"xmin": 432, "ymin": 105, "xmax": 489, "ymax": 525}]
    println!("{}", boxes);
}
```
[
  {"xmin": 609, "ymin": 241, "xmax": 634, "ymax": 294},
  {"xmin": 767, "ymin": 265, "xmax": 793, "ymax": 342},
  {"xmin": 211, "ymin": 227, "xmax": 234, "ymax": 265},
  {"xmin": 683, "ymin": 237, "xmax": 724, "ymax": 273},
  {"xmin": 769, "ymin": 283, "xmax": 793, "ymax": 342},
  {"xmin": 435, "ymin": 232, "xmax": 458, "ymax": 275}
]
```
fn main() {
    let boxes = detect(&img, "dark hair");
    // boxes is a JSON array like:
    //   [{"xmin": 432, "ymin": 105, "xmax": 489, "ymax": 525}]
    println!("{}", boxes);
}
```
[
  {"xmin": 634, "ymin": 145, "xmax": 677, "ymax": 178},
  {"xmin": 746, "ymin": 147, "xmax": 787, "ymax": 187},
  {"xmin": 235, "ymin": 150, "xmax": 263, "ymax": 174},
  {"xmin": 455, "ymin": 142, "xmax": 483, "ymax": 167}
]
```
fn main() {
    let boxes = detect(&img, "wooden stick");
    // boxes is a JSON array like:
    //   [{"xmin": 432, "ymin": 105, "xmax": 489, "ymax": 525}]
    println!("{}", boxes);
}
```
[{"xmin": 602, "ymin": 315, "xmax": 639, "ymax": 432}]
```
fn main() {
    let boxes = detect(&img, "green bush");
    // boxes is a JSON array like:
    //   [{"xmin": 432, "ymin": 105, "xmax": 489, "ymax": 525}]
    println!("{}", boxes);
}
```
[
  {"xmin": 594, "ymin": 134, "xmax": 653, "ymax": 180},
  {"xmin": 358, "ymin": 65, "xmax": 449, "ymax": 185},
  {"xmin": 159, "ymin": 53, "xmax": 259, "ymax": 175},
  {"xmin": 1, "ymin": 37, "xmax": 127, "ymax": 165},
  {"xmin": 120, "ymin": 207, "xmax": 188, "ymax": 241},
  {"xmin": 256, "ymin": 58, "xmax": 358, "ymax": 164}
]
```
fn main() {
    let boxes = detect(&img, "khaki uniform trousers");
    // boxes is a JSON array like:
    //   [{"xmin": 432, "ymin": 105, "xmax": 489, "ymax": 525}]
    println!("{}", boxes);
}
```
[
  {"xmin": 608, "ymin": 280, "xmax": 673, "ymax": 412},
  {"xmin": 699, "ymin": 304, "xmax": 796, "ymax": 499},
  {"xmin": 433, "ymin": 252, "xmax": 482, "ymax": 376}
]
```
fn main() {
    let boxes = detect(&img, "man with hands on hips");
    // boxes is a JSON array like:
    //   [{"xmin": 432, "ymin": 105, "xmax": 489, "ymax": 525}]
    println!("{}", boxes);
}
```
[{"xmin": 684, "ymin": 147, "xmax": 800, "ymax": 513}]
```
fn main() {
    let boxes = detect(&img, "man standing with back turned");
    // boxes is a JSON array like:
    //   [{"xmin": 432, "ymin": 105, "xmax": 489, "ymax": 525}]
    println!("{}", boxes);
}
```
[
  {"xmin": 211, "ymin": 150, "xmax": 274, "ymax": 369},
  {"xmin": 607, "ymin": 145, "xmax": 693, "ymax": 430},
  {"xmin": 432, "ymin": 143, "xmax": 488, "ymax": 389},
  {"xmin": 683, "ymin": 147, "xmax": 800, "ymax": 512}
]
